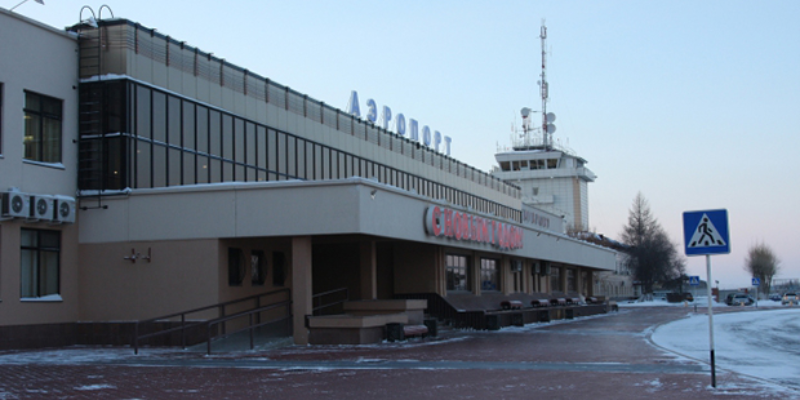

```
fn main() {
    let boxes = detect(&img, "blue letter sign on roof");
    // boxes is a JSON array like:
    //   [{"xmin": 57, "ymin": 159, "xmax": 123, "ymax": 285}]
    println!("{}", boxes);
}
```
[{"xmin": 683, "ymin": 209, "xmax": 730, "ymax": 256}]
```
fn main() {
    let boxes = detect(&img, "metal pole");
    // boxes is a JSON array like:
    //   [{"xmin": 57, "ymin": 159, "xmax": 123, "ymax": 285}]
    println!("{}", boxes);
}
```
[{"xmin": 706, "ymin": 254, "xmax": 716, "ymax": 388}]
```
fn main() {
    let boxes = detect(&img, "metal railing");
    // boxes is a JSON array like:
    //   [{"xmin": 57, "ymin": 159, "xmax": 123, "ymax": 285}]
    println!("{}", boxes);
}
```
[
  {"xmin": 312, "ymin": 287, "xmax": 349, "ymax": 316},
  {"xmin": 204, "ymin": 299, "xmax": 292, "ymax": 355},
  {"xmin": 133, "ymin": 288, "xmax": 290, "ymax": 354}
]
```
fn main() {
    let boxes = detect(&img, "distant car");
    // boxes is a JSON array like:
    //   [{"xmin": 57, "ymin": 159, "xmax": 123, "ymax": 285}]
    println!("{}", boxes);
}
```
[
  {"xmin": 782, "ymin": 293, "xmax": 799, "ymax": 305},
  {"xmin": 725, "ymin": 293, "xmax": 754, "ymax": 306},
  {"xmin": 769, "ymin": 293, "xmax": 782, "ymax": 302}
]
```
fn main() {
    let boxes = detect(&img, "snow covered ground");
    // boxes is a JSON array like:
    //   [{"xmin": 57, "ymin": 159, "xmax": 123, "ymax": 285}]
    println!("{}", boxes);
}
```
[{"xmin": 636, "ymin": 298, "xmax": 800, "ymax": 390}]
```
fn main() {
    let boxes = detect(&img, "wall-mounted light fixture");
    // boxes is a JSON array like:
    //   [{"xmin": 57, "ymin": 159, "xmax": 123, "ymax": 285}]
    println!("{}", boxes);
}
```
[{"xmin": 123, "ymin": 247, "xmax": 152, "ymax": 263}]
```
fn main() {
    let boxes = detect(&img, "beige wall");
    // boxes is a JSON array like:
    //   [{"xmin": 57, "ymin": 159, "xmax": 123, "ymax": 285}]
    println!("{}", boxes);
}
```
[
  {"xmin": 0, "ymin": 11, "xmax": 79, "ymax": 197},
  {"xmin": 78, "ymin": 239, "xmax": 219, "ymax": 321}
]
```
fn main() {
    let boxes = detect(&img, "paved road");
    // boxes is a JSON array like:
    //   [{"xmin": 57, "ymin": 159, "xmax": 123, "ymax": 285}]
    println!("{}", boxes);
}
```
[{"xmin": 1, "ymin": 307, "xmax": 798, "ymax": 399}]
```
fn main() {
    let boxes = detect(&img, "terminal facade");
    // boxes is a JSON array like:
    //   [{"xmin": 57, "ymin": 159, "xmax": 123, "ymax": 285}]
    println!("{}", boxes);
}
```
[{"xmin": 0, "ymin": 9, "xmax": 616, "ymax": 349}]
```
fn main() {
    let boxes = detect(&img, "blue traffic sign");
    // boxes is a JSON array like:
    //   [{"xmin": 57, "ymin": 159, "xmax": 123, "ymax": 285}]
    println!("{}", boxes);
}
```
[
  {"xmin": 752, "ymin": 277, "xmax": 760, "ymax": 286},
  {"xmin": 683, "ymin": 209, "xmax": 730, "ymax": 256},
  {"xmin": 689, "ymin": 276, "xmax": 701, "ymax": 286}
]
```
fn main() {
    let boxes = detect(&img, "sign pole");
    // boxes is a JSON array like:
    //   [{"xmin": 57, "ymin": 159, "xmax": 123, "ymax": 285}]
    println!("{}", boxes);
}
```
[
  {"xmin": 706, "ymin": 254, "xmax": 716, "ymax": 388},
  {"xmin": 683, "ymin": 208, "xmax": 729, "ymax": 390}
]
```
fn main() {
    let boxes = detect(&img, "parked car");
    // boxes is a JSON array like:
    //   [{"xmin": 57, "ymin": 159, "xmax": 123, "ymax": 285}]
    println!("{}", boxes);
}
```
[
  {"xmin": 725, "ymin": 293, "xmax": 754, "ymax": 306},
  {"xmin": 782, "ymin": 293, "xmax": 799, "ymax": 305},
  {"xmin": 769, "ymin": 293, "xmax": 782, "ymax": 302}
]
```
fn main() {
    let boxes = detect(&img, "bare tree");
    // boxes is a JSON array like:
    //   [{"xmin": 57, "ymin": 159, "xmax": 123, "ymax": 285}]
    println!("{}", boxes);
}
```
[
  {"xmin": 744, "ymin": 242, "xmax": 780, "ymax": 297},
  {"xmin": 621, "ymin": 193, "xmax": 683, "ymax": 293}
]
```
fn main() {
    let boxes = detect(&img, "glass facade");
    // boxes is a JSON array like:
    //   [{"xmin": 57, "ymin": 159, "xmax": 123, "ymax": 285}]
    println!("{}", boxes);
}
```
[
  {"xmin": 20, "ymin": 229, "xmax": 60, "ymax": 298},
  {"xmin": 480, "ymin": 258, "xmax": 499, "ymax": 292},
  {"xmin": 24, "ymin": 91, "xmax": 62, "ymax": 163},
  {"xmin": 446, "ymin": 254, "xmax": 469, "ymax": 292},
  {"xmin": 550, "ymin": 266, "xmax": 561, "ymax": 292},
  {"xmin": 78, "ymin": 79, "xmax": 521, "ymax": 222}
]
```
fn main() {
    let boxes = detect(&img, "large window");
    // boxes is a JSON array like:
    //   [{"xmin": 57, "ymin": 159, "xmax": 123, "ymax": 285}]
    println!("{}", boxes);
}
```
[
  {"xmin": 20, "ymin": 229, "xmax": 60, "ymax": 299},
  {"xmin": 79, "ymin": 79, "xmax": 524, "ymax": 222},
  {"xmin": 480, "ymin": 258, "xmax": 499, "ymax": 292},
  {"xmin": 550, "ymin": 266, "xmax": 561, "ymax": 292},
  {"xmin": 567, "ymin": 269, "xmax": 577, "ymax": 293},
  {"xmin": 24, "ymin": 91, "xmax": 63, "ymax": 163},
  {"xmin": 446, "ymin": 254, "xmax": 469, "ymax": 292}
]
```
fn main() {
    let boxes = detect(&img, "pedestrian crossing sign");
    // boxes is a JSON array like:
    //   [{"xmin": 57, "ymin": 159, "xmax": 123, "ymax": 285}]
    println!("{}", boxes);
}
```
[
  {"xmin": 683, "ymin": 209, "xmax": 730, "ymax": 256},
  {"xmin": 689, "ymin": 276, "xmax": 700, "ymax": 286}
]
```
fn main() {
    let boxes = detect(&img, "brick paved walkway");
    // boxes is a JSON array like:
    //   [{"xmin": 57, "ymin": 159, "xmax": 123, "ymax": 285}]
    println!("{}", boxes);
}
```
[{"xmin": 1, "ymin": 307, "xmax": 797, "ymax": 399}]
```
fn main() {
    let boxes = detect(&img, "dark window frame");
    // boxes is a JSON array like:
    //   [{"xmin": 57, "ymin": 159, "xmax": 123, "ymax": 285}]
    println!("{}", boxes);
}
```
[
  {"xmin": 480, "ymin": 258, "xmax": 500, "ymax": 292},
  {"xmin": 20, "ymin": 228, "xmax": 61, "ymax": 299},
  {"xmin": 446, "ymin": 254, "xmax": 470, "ymax": 292},
  {"xmin": 23, "ymin": 90, "xmax": 63, "ymax": 163}
]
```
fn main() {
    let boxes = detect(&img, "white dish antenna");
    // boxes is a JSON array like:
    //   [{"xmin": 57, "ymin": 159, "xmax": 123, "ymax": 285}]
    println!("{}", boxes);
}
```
[
  {"xmin": 546, "ymin": 112, "xmax": 556, "ymax": 123},
  {"xmin": 521, "ymin": 107, "xmax": 532, "ymax": 118},
  {"xmin": 546, "ymin": 124, "xmax": 557, "ymax": 134}
]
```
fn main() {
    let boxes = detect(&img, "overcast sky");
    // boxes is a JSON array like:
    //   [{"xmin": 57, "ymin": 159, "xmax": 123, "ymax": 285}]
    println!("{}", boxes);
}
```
[{"xmin": 11, "ymin": 0, "xmax": 800, "ymax": 289}]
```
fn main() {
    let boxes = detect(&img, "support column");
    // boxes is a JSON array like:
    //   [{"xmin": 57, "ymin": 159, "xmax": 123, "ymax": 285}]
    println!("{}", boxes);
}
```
[
  {"xmin": 291, "ymin": 236, "xmax": 313, "ymax": 345},
  {"xmin": 472, "ymin": 254, "xmax": 481, "ymax": 296},
  {"xmin": 359, "ymin": 240, "xmax": 377, "ymax": 300},
  {"xmin": 502, "ymin": 257, "xmax": 511, "ymax": 295}
]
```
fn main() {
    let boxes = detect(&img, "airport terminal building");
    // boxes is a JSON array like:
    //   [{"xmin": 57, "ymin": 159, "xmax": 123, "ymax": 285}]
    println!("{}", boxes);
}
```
[{"xmin": 0, "ymin": 9, "xmax": 616, "ymax": 349}]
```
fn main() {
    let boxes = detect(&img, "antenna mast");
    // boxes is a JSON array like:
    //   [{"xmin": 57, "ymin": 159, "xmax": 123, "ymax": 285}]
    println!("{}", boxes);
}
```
[{"xmin": 540, "ymin": 22, "xmax": 549, "ymax": 150}]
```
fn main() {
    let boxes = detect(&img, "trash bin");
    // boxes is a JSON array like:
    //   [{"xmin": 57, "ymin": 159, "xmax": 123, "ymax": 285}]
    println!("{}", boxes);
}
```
[
  {"xmin": 386, "ymin": 323, "xmax": 405, "ymax": 342},
  {"xmin": 485, "ymin": 314, "xmax": 500, "ymax": 331},
  {"xmin": 423, "ymin": 318, "xmax": 437, "ymax": 337}
]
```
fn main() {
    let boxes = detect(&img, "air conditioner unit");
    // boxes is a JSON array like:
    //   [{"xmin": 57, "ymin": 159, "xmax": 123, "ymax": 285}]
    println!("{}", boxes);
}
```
[
  {"xmin": 29, "ymin": 194, "xmax": 54, "ymax": 221},
  {"xmin": 53, "ymin": 195, "xmax": 76, "ymax": 224},
  {"xmin": 1, "ymin": 191, "xmax": 30, "ymax": 219}
]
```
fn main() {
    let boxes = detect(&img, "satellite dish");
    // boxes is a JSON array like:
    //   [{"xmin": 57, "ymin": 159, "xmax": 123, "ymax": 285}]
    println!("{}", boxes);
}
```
[
  {"xmin": 546, "ymin": 124, "xmax": 556, "ymax": 134},
  {"xmin": 521, "ymin": 107, "xmax": 532, "ymax": 118},
  {"xmin": 546, "ymin": 112, "xmax": 556, "ymax": 123}
]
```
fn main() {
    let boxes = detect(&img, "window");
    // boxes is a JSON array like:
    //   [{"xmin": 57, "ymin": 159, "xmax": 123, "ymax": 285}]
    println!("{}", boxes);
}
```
[
  {"xmin": 24, "ymin": 91, "xmax": 63, "ymax": 163},
  {"xmin": 550, "ymin": 266, "xmax": 561, "ymax": 292},
  {"xmin": 228, "ymin": 248, "xmax": 245, "ymax": 286},
  {"xmin": 480, "ymin": 258, "xmax": 499, "ymax": 292},
  {"xmin": 251, "ymin": 250, "xmax": 267, "ymax": 286},
  {"xmin": 446, "ymin": 254, "xmax": 469, "ymax": 292},
  {"xmin": 20, "ymin": 229, "xmax": 60, "ymax": 299}
]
